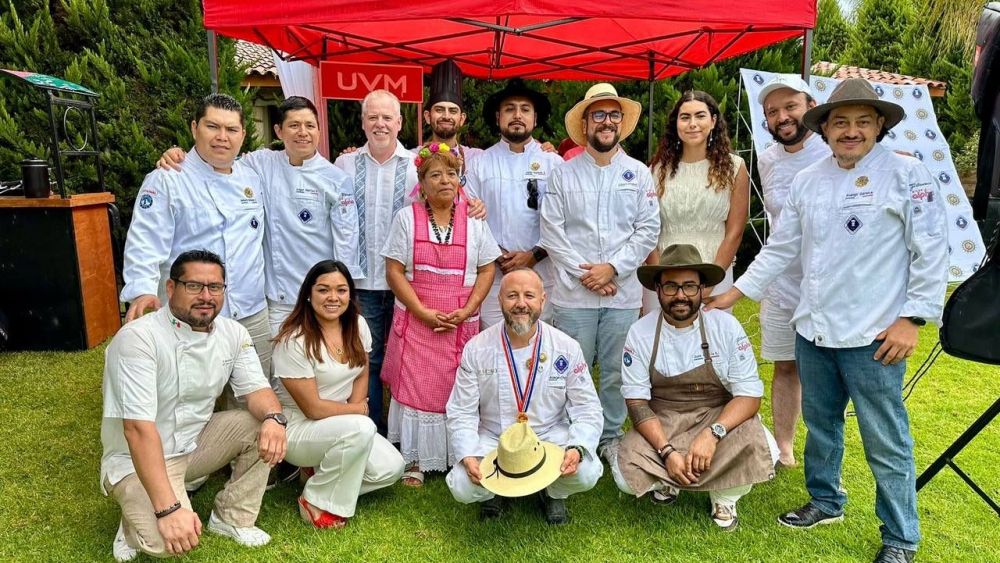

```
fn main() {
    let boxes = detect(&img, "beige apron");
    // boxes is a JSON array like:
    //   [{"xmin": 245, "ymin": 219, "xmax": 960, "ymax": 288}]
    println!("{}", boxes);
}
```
[{"xmin": 618, "ymin": 314, "xmax": 774, "ymax": 494}]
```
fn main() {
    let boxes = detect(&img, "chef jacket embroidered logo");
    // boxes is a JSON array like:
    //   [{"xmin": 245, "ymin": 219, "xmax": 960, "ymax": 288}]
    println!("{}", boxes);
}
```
[
  {"xmin": 298, "ymin": 208, "xmax": 312, "ymax": 223},
  {"xmin": 622, "ymin": 169, "xmax": 636, "ymax": 182},
  {"xmin": 925, "ymin": 129, "xmax": 937, "ymax": 140},
  {"xmin": 956, "ymin": 216, "xmax": 968, "ymax": 229},
  {"xmin": 753, "ymin": 73, "xmax": 764, "ymax": 85},
  {"xmin": 938, "ymin": 172, "xmax": 951, "ymax": 184},
  {"xmin": 244, "ymin": 187, "xmax": 254, "ymax": 199},
  {"xmin": 531, "ymin": 161, "xmax": 541, "ymax": 171},
  {"xmin": 623, "ymin": 351, "xmax": 633, "ymax": 367},
  {"xmin": 250, "ymin": 216, "xmax": 259, "ymax": 230},
  {"xmin": 912, "ymin": 88, "xmax": 923, "ymax": 99},
  {"xmin": 139, "ymin": 194, "xmax": 153, "ymax": 209},
  {"xmin": 854, "ymin": 176, "xmax": 869, "ymax": 188},
  {"xmin": 555, "ymin": 355, "xmax": 569, "ymax": 374},
  {"xmin": 845, "ymin": 214, "xmax": 863, "ymax": 234},
  {"xmin": 874, "ymin": 85, "xmax": 884, "ymax": 97}
]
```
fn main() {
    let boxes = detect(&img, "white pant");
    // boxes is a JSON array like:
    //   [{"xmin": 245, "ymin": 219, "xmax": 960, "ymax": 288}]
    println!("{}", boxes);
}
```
[
  {"xmin": 759, "ymin": 298, "xmax": 797, "ymax": 361},
  {"xmin": 285, "ymin": 412, "xmax": 405, "ymax": 517},
  {"xmin": 446, "ymin": 453, "xmax": 603, "ymax": 502},
  {"xmin": 479, "ymin": 280, "xmax": 554, "ymax": 330},
  {"xmin": 267, "ymin": 299, "xmax": 295, "ymax": 337}
]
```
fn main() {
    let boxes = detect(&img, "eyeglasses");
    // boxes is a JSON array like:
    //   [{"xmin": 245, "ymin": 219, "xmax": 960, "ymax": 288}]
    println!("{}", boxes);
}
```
[
  {"xmin": 588, "ymin": 110, "xmax": 624, "ymax": 124},
  {"xmin": 656, "ymin": 282, "xmax": 701, "ymax": 297},
  {"xmin": 526, "ymin": 179, "xmax": 539, "ymax": 210},
  {"xmin": 172, "ymin": 278, "xmax": 226, "ymax": 295}
]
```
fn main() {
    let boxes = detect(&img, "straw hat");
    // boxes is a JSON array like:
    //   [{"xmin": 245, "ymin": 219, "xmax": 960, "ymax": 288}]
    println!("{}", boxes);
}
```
[
  {"xmin": 564, "ymin": 83, "xmax": 642, "ymax": 148},
  {"xmin": 637, "ymin": 244, "xmax": 726, "ymax": 291},
  {"xmin": 479, "ymin": 421, "xmax": 564, "ymax": 498},
  {"xmin": 802, "ymin": 77, "xmax": 904, "ymax": 134}
]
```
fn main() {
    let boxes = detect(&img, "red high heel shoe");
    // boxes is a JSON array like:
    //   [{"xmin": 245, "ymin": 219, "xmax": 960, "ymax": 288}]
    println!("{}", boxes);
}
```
[{"xmin": 297, "ymin": 496, "xmax": 347, "ymax": 529}]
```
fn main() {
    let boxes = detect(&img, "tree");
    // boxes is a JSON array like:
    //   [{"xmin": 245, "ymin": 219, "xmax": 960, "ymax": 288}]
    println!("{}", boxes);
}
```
[
  {"xmin": 813, "ymin": 0, "xmax": 852, "ymax": 64},
  {"xmin": 844, "ymin": 0, "xmax": 915, "ymax": 72},
  {"xmin": 0, "ymin": 0, "xmax": 255, "ymax": 230}
]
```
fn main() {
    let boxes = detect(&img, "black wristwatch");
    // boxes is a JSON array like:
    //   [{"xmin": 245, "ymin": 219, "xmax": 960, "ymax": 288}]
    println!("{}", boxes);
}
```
[
  {"xmin": 531, "ymin": 246, "xmax": 548, "ymax": 263},
  {"xmin": 263, "ymin": 412, "xmax": 287, "ymax": 427},
  {"xmin": 905, "ymin": 317, "xmax": 927, "ymax": 327}
]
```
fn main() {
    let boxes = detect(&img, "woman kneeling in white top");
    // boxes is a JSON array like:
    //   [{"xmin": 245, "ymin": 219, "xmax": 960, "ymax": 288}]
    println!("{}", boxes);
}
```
[{"xmin": 272, "ymin": 260, "xmax": 405, "ymax": 529}]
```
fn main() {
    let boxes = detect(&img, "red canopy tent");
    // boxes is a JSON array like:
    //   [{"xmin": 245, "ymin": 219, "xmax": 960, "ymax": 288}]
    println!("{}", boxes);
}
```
[{"xmin": 203, "ymin": 0, "xmax": 816, "ymax": 81}]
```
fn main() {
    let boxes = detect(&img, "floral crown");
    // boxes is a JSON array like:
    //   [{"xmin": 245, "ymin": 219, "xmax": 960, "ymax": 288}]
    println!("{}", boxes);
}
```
[{"xmin": 414, "ymin": 142, "xmax": 460, "ymax": 167}]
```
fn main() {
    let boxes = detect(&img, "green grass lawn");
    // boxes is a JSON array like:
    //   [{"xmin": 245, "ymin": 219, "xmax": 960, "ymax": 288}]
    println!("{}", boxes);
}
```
[{"xmin": 0, "ymin": 300, "xmax": 997, "ymax": 562}]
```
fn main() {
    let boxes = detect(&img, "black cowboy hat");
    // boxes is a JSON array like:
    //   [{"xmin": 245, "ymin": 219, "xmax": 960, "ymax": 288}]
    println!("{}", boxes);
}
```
[{"xmin": 482, "ymin": 78, "xmax": 551, "ymax": 133}]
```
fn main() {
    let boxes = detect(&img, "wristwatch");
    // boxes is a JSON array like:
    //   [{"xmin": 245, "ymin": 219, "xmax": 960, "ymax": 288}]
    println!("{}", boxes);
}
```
[
  {"xmin": 710, "ymin": 423, "xmax": 728, "ymax": 441},
  {"xmin": 263, "ymin": 412, "xmax": 288, "ymax": 428},
  {"xmin": 531, "ymin": 246, "xmax": 548, "ymax": 263},
  {"xmin": 905, "ymin": 317, "xmax": 927, "ymax": 327}
]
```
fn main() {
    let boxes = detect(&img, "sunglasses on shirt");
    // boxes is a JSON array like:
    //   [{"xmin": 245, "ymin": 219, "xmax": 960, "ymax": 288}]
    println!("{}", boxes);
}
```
[{"xmin": 527, "ymin": 179, "xmax": 539, "ymax": 210}]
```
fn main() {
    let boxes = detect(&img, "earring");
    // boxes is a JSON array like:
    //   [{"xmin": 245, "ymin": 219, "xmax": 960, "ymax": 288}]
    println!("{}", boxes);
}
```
[
  {"xmin": 675, "ymin": 139, "xmax": 681, "ymax": 150},
  {"xmin": 708, "ymin": 131, "xmax": 714, "ymax": 146},
  {"xmin": 306, "ymin": 297, "xmax": 311, "ymax": 302}
]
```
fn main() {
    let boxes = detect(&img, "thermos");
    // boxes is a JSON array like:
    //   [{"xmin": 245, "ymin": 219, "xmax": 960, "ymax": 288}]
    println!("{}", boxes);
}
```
[{"xmin": 20, "ymin": 159, "xmax": 50, "ymax": 199}]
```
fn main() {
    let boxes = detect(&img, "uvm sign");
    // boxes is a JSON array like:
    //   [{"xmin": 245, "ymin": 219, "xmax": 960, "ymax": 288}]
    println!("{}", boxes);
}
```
[{"xmin": 319, "ymin": 61, "xmax": 423, "ymax": 103}]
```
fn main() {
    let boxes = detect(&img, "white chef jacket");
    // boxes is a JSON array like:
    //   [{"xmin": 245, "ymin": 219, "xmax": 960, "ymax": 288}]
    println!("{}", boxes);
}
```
[
  {"xmin": 240, "ymin": 149, "xmax": 362, "ymax": 304},
  {"xmin": 540, "ymin": 148, "xmax": 660, "ymax": 309},
  {"xmin": 100, "ymin": 307, "xmax": 270, "ymax": 493},
  {"xmin": 620, "ymin": 309, "xmax": 764, "ymax": 401},
  {"xmin": 446, "ymin": 321, "xmax": 603, "ymax": 460},
  {"xmin": 334, "ymin": 141, "xmax": 417, "ymax": 291},
  {"xmin": 736, "ymin": 144, "xmax": 949, "ymax": 348},
  {"xmin": 121, "ymin": 149, "xmax": 266, "ymax": 320},
  {"xmin": 757, "ymin": 133, "xmax": 831, "ymax": 311},
  {"xmin": 464, "ymin": 138, "xmax": 565, "ymax": 287}
]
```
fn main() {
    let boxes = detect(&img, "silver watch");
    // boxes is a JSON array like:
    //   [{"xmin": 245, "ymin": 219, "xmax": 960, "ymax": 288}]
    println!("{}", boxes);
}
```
[{"xmin": 710, "ymin": 422, "xmax": 728, "ymax": 440}]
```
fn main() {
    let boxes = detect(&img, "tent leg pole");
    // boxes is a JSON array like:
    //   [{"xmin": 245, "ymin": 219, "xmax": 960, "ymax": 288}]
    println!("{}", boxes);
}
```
[
  {"xmin": 208, "ymin": 30, "xmax": 219, "ymax": 94},
  {"xmin": 647, "ymin": 55, "xmax": 655, "ymax": 161},
  {"xmin": 800, "ymin": 28, "xmax": 813, "ymax": 83}
]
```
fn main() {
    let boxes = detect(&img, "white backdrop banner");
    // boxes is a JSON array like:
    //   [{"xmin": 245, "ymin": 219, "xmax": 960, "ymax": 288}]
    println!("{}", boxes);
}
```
[{"xmin": 740, "ymin": 68, "xmax": 985, "ymax": 282}]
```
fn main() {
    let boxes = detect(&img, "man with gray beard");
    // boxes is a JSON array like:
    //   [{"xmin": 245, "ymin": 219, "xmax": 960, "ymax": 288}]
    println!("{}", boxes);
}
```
[{"xmin": 445, "ymin": 269, "xmax": 604, "ymax": 524}]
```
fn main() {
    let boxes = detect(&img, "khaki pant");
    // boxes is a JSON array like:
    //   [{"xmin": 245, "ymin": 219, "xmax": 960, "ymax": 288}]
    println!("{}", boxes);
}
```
[{"xmin": 107, "ymin": 410, "xmax": 269, "ymax": 558}]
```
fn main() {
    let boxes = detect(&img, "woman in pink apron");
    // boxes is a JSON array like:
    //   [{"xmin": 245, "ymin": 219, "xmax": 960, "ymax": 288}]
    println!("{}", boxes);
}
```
[{"xmin": 381, "ymin": 144, "xmax": 501, "ymax": 486}]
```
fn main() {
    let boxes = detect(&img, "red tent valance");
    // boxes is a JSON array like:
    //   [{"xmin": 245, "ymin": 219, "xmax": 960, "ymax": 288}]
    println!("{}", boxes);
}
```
[{"xmin": 203, "ymin": 1, "xmax": 817, "ymax": 80}]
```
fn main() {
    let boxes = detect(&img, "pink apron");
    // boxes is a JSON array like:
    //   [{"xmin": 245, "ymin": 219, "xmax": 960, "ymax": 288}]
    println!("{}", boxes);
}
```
[{"xmin": 383, "ymin": 199, "xmax": 480, "ymax": 413}]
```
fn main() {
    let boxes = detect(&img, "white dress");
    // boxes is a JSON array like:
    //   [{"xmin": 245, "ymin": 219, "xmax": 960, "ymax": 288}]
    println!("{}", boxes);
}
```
[{"xmin": 644, "ymin": 154, "xmax": 743, "ymax": 312}]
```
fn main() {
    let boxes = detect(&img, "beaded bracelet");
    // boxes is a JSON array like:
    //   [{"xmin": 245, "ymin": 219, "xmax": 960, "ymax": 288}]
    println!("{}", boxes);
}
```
[{"xmin": 154, "ymin": 501, "xmax": 182, "ymax": 519}]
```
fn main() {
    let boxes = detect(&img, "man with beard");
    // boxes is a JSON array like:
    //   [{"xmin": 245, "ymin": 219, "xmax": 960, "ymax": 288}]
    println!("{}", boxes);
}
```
[
  {"xmin": 123, "ymin": 94, "xmax": 271, "ymax": 376},
  {"xmin": 755, "ymin": 75, "xmax": 830, "ymax": 467},
  {"xmin": 445, "ymin": 268, "xmax": 603, "ymax": 524},
  {"xmin": 540, "ymin": 83, "xmax": 659, "ymax": 463},
  {"xmin": 101, "ymin": 250, "xmax": 287, "ymax": 561},
  {"xmin": 612, "ymin": 245, "xmax": 777, "ymax": 531},
  {"xmin": 464, "ymin": 78, "xmax": 565, "ymax": 328},
  {"xmin": 708, "ymin": 78, "xmax": 948, "ymax": 563},
  {"xmin": 417, "ymin": 60, "xmax": 484, "ymax": 182}
]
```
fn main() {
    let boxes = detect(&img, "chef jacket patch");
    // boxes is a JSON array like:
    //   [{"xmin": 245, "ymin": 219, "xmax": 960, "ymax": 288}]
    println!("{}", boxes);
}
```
[
  {"xmin": 139, "ymin": 194, "xmax": 153, "ymax": 209},
  {"xmin": 555, "ymin": 355, "xmax": 569, "ymax": 374},
  {"xmin": 623, "ymin": 351, "xmax": 633, "ymax": 367},
  {"xmin": 298, "ymin": 208, "xmax": 312, "ymax": 223},
  {"xmin": 250, "ymin": 216, "xmax": 260, "ymax": 230},
  {"xmin": 622, "ymin": 169, "xmax": 636, "ymax": 182},
  {"xmin": 956, "ymin": 216, "xmax": 969, "ymax": 229},
  {"xmin": 845, "ymin": 214, "xmax": 863, "ymax": 234}
]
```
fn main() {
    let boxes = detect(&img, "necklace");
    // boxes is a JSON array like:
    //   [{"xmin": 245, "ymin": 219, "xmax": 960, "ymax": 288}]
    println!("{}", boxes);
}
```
[{"xmin": 426, "ymin": 201, "xmax": 455, "ymax": 244}]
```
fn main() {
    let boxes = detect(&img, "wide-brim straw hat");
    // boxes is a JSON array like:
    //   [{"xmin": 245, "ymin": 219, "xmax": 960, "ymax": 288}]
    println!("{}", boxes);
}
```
[
  {"xmin": 479, "ymin": 421, "xmax": 564, "ymax": 498},
  {"xmin": 564, "ymin": 82, "xmax": 642, "ymax": 148},
  {"xmin": 482, "ymin": 78, "xmax": 551, "ymax": 134},
  {"xmin": 802, "ymin": 77, "xmax": 904, "ymax": 134},
  {"xmin": 637, "ymin": 244, "xmax": 726, "ymax": 291}
]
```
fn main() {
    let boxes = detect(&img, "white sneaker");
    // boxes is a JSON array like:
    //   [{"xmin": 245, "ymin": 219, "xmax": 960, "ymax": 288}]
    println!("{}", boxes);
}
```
[
  {"xmin": 598, "ymin": 438, "xmax": 620, "ymax": 466},
  {"xmin": 711, "ymin": 502, "xmax": 739, "ymax": 531},
  {"xmin": 206, "ymin": 512, "xmax": 271, "ymax": 547},
  {"xmin": 112, "ymin": 521, "xmax": 138, "ymax": 562}
]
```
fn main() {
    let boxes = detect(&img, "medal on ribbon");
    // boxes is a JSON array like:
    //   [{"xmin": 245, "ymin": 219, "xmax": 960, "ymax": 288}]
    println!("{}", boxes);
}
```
[{"xmin": 501, "ymin": 324, "xmax": 543, "ymax": 423}]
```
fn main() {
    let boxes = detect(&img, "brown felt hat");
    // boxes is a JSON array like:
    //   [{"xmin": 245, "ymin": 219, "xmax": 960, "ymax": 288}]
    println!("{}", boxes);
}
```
[
  {"xmin": 802, "ymin": 77, "xmax": 904, "ymax": 134},
  {"xmin": 637, "ymin": 244, "xmax": 726, "ymax": 291}
]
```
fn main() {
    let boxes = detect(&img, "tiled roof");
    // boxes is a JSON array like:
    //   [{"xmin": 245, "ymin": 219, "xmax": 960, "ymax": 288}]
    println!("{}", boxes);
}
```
[
  {"xmin": 811, "ymin": 61, "xmax": 947, "ymax": 93},
  {"xmin": 236, "ymin": 40, "xmax": 277, "ymax": 78}
]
